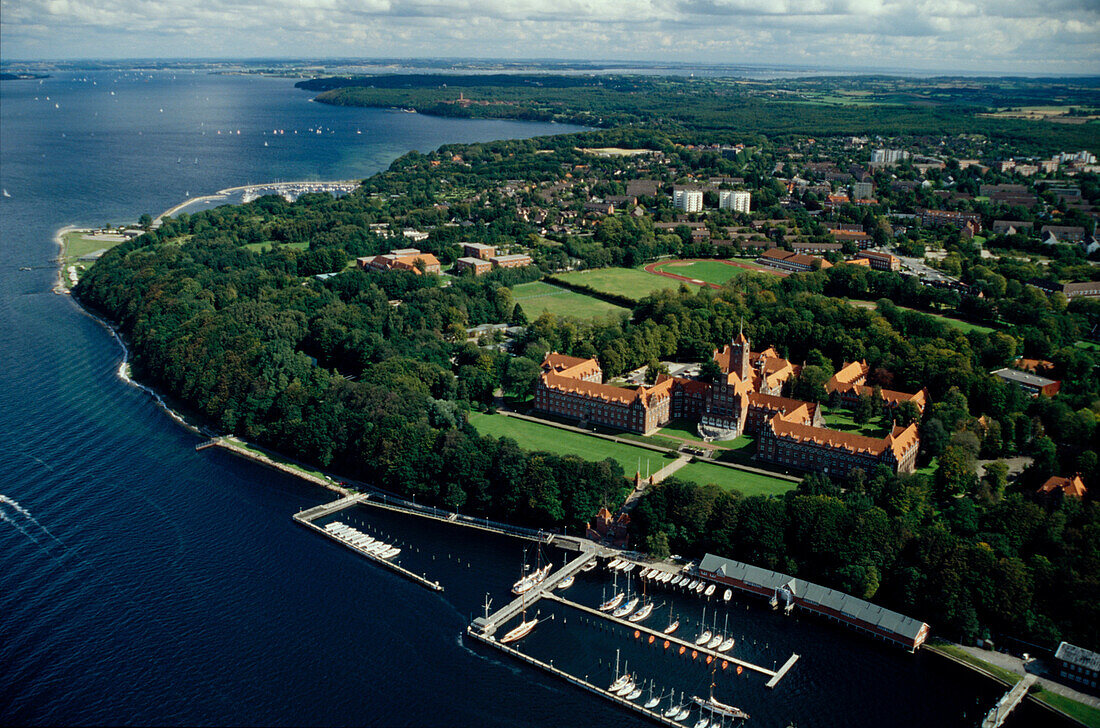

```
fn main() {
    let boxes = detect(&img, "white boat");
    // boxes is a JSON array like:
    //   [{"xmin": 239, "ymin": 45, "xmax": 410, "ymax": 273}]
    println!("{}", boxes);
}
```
[
  {"xmin": 500, "ymin": 617, "xmax": 538, "ymax": 644},
  {"xmin": 624, "ymin": 563, "xmax": 636, "ymax": 573},
  {"xmin": 694, "ymin": 630, "xmax": 712, "ymax": 646},
  {"xmin": 723, "ymin": 589, "xmax": 732, "ymax": 602},
  {"xmin": 704, "ymin": 584, "xmax": 716, "ymax": 597},
  {"xmin": 368, "ymin": 542, "xmax": 388, "ymax": 554},
  {"xmin": 581, "ymin": 561, "xmax": 597, "ymax": 572},
  {"xmin": 693, "ymin": 718, "xmax": 710, "ymax": 728},
  {"xmin": 670, "ymin": 575, "xmax": 682, "ymax": 586},
  {"xmin": 615, "ymin": 679, "xmax": 636, "ymax": 697},
  {"xmin": 613, "ymin": 597, "xmax": 639, "ymax": 618},
  {"xmin": 608, "ymin": 558, "xmax": 622, "ymax": 570},
  {"xmin": 609, "ymin": 674, "xmax": 630, "ymax": 693},
  {"xmin": 717, "ymin": 637, "xmax": 735, "ymax": 652},
  {"xmin": 628, "ymin": 603, "xmax": 654, "ymax": 623},
  {"xmin": 695, "ymin": 582, "xmax": 706, "ymax": 594},
  {"xmin": 675, "ymin": 705, "xmax": 691, "ymax": 721},
  {"xmin": 706, "ymin": 635, "xmax": 722, "ymax": 650},
  {"xmin": 627, "ymin": 686, "xmax": 643, "ymax": 701},
  {"xmin": 645, "ymin": 694, "xmax": 661, "ymax": 709},
  {"xmin": 687, "ymin": 579, "xmax": 699, "ymax": 590},
  {"xmin": 557, "ymin": 575, "xmax": 575, "ymax": 590},
  {"xmin": 599, "ymin": 593, "xmax": 625, "ymax": 612},
  {"xmin": 664, "ymin": 620, "xmax": 680, "ymax": 634},
  {"xmin": 664, "ymin": 700, "xmax": 683, "ymax": 719},
  {"xmin": 662, "ymin": 572, "xmax": 674, "ymax": 584},
  {"xmin": 380, "ymin": 547, "xmax": 401, "ymax": 559},
  {"xmin": 692, "ymin": 693, "xmax": 749, "ymax": 720},
  {"xmin": 512, "ymin": 564, "xmax": 551, "ymax": 596},
  {"xmin": 639, "ymin": 568, "xmax": 651, "ymax": 579}
]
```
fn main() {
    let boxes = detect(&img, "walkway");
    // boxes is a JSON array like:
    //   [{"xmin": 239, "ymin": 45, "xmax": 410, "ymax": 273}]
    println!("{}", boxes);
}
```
[{"xmin": 981, "ymin": 674, "xmax": 1036, "ymax": 728}]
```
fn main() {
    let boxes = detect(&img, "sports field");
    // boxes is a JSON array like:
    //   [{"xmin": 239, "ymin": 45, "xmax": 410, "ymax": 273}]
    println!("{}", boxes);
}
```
[
  {"xmin": 648, "ymin": 259, "xmax": 776, "ymax": 286},
  {"xmin": 511, "ymin": 281, "xmax": 629, "ymax": 320},
  {"xmin": 554, "ymin": 267, "xmax": 681, "ymax": 301}
]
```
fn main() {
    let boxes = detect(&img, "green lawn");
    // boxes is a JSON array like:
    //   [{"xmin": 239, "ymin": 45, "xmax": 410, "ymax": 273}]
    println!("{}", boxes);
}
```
[
  {"xmin": 512, "ymin": 281, "xmax": 629, "ymax": 320},
  {"xmin": 652, "ymin": 259, "xmax": 771, "ymax": 285},
  {"xmin": 932, "ymin": 314, "xmax": 995, "ymax": 335},
  {"xmin": 822, "ymin": 408, "xmax": 892, "ymax": 438},
  {"xmin": 244, "ymin": 241, "xmax": 309, "ymax": 253},
  {"xmin": 654, "ymin": 419, "xmax": 708, "ymax": 443},
  {"xmin": 1034, "ymin": 689, "xmax": 1100, "ymax": 728},
  {"xmin": 555, "ymin": 267, "xmax": 681, "ymax": 301},
  {"xmin": 60, "ymin": 230, "xmax": 134, "ymax": 287},
  {"xmin": 1075, "ymin": 340, "xmax": 1100, "ymax": 353},
  {"xmin": 673, "ymin": 460, "xmax": 796, "ymax": 497},
  {"xmin": 469, "ymin": 412, "xmax": 676, "ymax": 476},
  {"xmin": 930, "ymin": 643, "xmax": 1019, "ymax": 685},
  {"xmin": 468, "ymin": 412, "xmax": 793, "ymax": 495}
]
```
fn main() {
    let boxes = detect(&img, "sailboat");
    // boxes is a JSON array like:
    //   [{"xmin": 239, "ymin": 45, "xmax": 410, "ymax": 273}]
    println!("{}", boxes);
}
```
[
  {"xmin": 608, "ymin": 650, "xmax": 632, "ymax": 693},
  {"xmin": 600, "ymin": 592, "xmax": 625, "ymax": 612},
  {"xmin": 717, "ymin": 614, "xmax": 735, "ymax": 652},
  {"xmin": 692, "ymin": 688, "xmax": 750, "ymax": 720},
  {"xmin": 664, "ymin": 608, "xmax": 680, "ymax": 634},
  {"xmin": 664, "ymin": 693, "xmax": 685, "ymax": 719},
  {"xmin": 723, "ymin": 589, "xmax": 732, "ymax": 602},
  {"xmin": 629, "ymin": 601, "xmax": 654, "ymax": 623},
  {"xmin": 695, "ymin": 607, "xmax": 712, "ymax": 645},
  {"xmin": 693, "ymin": 717, "xmax": 710, "ymax": 728},
  {"xmin": 500, "ymin": 609, "xmax": 538, "ymax": 644},
  {"xmin": 627, "ymin": 682, "xmax": 644, "ymax": 700},
  {"xmin": 644, "ymin": 681, "xmax": 662, "ymax": 709},
  {"xmin": 613, "ymin": 596, "xmax": 639, "ymax": 618},
  {"xmin": 705, "ymin": 584, "xmax": 716, "ymax": 597}
]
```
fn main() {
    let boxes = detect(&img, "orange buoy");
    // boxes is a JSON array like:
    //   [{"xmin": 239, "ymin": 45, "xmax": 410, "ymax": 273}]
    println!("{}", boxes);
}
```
[
  {"xmin": 736, "ymin": 665, "xmax": 743, "ymax": 675},
  {"xmin": 691, "ymin": 650, "xmax": 698, "ymax": 660},
  {"xmin": 664, "ymin": 640, "xmax": 670, "ymax": 649},
  {"xmin": 679, "ymin": 645, "xmax": 686, "ymax": 655},
  {"xmin": 706, "ymin": 655, "xmax": 713, "ymax": 664},
  {"xmin": 648, "ymin": 635, "xmax": 655, "ymax": 644},
  {"xmin": 721, "ymin": 660, "xmax": 728, "ymax": 670},
  {"xmin": 634, "ymin": 630, "xmax": 640, "ymax": 639}
]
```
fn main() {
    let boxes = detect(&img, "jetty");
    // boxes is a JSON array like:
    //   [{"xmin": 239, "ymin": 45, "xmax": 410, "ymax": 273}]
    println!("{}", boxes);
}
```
[
  {"xmin": 472, "ymin": 548, "xmax": 598, "ymax": 636},
  {"xmin": 293, "ymin": 496, "xmax": 443, "ymax": 592},
  {"xmin": 980, "ymin": 674, "xmax": 1037, "ymax": 728}
]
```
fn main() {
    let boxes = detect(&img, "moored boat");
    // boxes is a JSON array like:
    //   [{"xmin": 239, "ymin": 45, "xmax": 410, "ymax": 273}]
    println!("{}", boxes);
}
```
[
  {"xmin": 717, "ymin": 637, "xmax": 735, "ymax": 652},
  {"xmin": 612, "ymin": 596, "xmax": 640, "ymax": 618},
  {"xmin": 695, "ymin": 582, "xmax": 706, "ymax": 594},
  {"xmin": 706, "ymin": 634, "xmax": 722, "ymax": 650},
  {"xmin": 608, "ymin": 558, "xmax": 623, "ymax": 570},
  {"xmin": 628, "ymin": 602, "xmax": 654, "ymax": 623},
  {"xmin": 557, "ymin": 575, "xmax": 575, "ymax": 590},
  {"xmin": 500, "ymin": 617, "xmax": 538, "ymax": 644},
  {"xmin": 599, "ymin": 592, "xmax": 625, "ymax": 612},
  {"xmin": 694, "ymin": 630, "xmax": 712, "ymax": 646},
  {"xmin": 723, "ymin": 589, "xmax": 732, "ymax": 602},
  {"xmin": 692, "ymin": 693, "xmax": 749, "ymax": 720},
  {"xmin": 704, "ymin": 584, "xmax": 716, "ymax": 597},
  {"xmin": 664, "ymin": 619, "xmax": 680, "ymax": 634}
]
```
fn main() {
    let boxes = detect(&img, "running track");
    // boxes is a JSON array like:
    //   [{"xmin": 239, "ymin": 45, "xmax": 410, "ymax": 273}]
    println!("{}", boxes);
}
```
[{"xmin": 643, "ymin": 258, "xmax": 787, "ymax": 289}]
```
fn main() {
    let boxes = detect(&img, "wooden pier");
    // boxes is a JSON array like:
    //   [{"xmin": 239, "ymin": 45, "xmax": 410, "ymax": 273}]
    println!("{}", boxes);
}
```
[
  {"xmin": 466, "ymin": 626, "xmax": 687, "ymax": 727},
  {"xmin": 472, "ymin": 549, "xmax": 598, "ymax": 636},
  {"xmin": 541, "ymin": 592, "xmax": 798, "ymax": 686},
  {"xmin": 293, "ymin": 499, "xmax": 443, "ymax": 592},
  {"xmin": 980, "ymin": 674, "xmax": 1036, "ymax": 728}
]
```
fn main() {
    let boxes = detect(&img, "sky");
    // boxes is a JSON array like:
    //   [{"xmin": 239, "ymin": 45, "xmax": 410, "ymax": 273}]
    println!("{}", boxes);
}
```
[{"xmin": 2, "ymin": 0, "xmax": 1099, "ymax": 75}]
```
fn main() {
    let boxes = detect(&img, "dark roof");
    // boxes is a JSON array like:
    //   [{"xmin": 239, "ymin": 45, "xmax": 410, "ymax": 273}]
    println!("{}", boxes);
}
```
[{"xmin": 1055, "ymin": 642, "xmax": 1100, "ymax": 672}]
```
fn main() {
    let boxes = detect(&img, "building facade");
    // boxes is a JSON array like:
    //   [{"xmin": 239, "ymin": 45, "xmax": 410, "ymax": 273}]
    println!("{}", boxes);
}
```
[
  {"xmin": 718, "ymin": 190, "xmax": 751, "ymax": 213},
  {"xmin": 673, "ymin": 188, "xmax": 704, "ymax": 213},
  {"xmin": 453, "ymin": 256, "xmax": 492, "ymax": 275},
  {"xmin": 357, "ymin": 248, "xmax": 441, "ymax": 275},
  {"xmin": 1054, "ymin": 642, "xmax": 1099, "ymax": 694}
]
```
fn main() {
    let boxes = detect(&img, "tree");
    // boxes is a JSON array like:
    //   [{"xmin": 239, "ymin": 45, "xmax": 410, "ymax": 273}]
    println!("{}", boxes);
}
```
[
  {"xmin": 503, "ymin": 357, "xmax": 540, "ymax": 399},
  {"xmin": 853, "ymin": 394, "xmax": 875, "ymax": 425},
  {"xmin": 138, "ymin": 213, "xmax": 153, "ymax": 230},
  {"xmin": 936, "ymin": 444, "xmax": 976, "ymax": 500},
  {"xmin": 647, "ymin": 531, "xmax": 671, "ymax": 559}
]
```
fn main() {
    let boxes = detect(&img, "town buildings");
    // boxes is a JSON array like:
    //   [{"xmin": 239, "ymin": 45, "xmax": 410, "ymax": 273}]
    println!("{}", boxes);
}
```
[
  {"xmin": 1054, "ymin": 642, "xmax": 1100, "ymax": 694},
  {"xmin": 357, "ymin": 248, "xmax": 441, "ymax": 275},
  {"xmin": 535, "ymin": 333, "xmax": 924, "ymax": 476},
  {"xmin": 718, "ymin": 190, "xmax": 751, "ymax": 213},
  {"xmin": 757, "ymin": 249, "xmax": 832, "ymax": 273},
  {"xmin": 462, "ymin": 242, "xmax": 497, "ymax": 259},
  {"xmin": 1038, "ymin": 474, "xmax": 1088, "ymax": 499},
  {"xmin": 673, "ymin": 187, "xmax": 704, "ymax": 213},
  {"xmin": 453, "ymin": 256, "xmax": 493, "ymax": 275},
  {"xmin": 856, "ymin": 250, "xmax": 902, "ymax": 272},
  {"xmin": 490, "ymin": 253, "xmax": 533, "ymax": 269},
  {"xmin": 992, "ymin": 367, "xmax": 1062, "ymax": 396},
  {"xmin": 826, "ymin": 361, "xmax": 928, "ymax": 412}
]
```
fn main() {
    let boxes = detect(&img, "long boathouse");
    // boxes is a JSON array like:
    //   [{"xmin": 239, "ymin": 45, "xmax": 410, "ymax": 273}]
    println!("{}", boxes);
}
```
[{"xmin": 698, "ymin": 552, "xmax": 930, "ymax": 651}]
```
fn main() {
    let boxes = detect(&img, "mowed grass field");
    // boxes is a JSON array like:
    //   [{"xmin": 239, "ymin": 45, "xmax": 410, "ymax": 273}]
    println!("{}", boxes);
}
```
[
  {"xmin": 555, "ymin": 267, "xmax": 682, "ymax": 301},
  {"xmin": 512, "ymin": 281, "xmax": 629, "ymax": 320},
  {"xmin": 651, "ymin": 259, "xmax": 773, "ymax": 285},
  {"xmin": 673, "ymin": 461, "xmax": 796, "ymax": 497},
  {"xmin": 468, "ymin": 412, "xmax": 796, "ymax": 496},
  {"xmin": 468, "ymin": 412, "xmax": 677, "ymax": 476}
]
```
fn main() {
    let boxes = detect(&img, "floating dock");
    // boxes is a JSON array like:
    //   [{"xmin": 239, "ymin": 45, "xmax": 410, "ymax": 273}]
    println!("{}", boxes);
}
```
[{"xmin": 293, "ymin": 497, "xmax": 443, "ymax": 592}]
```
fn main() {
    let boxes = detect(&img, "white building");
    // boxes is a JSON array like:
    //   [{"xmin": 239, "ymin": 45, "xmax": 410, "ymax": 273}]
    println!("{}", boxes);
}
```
[
  {"xmin": 673, "ymin": 188, "xmax": 704, "ymax": 213},
  {"xmin": 718, "ymin": 190, "xmax": 751, "ymax": 213},
  {"xmin": 871, "ymin": 149, "xmax": 909, "ymax": 165}
]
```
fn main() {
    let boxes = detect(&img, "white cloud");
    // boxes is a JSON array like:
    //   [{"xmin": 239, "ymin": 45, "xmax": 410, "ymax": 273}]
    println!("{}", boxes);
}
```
[{"xmin": 0, "ymin": 0, "xmax": 1097, "ymax": 72}]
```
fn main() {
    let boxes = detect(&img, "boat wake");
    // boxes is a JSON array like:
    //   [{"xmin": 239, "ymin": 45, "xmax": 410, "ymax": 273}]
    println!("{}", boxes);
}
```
[{"xmin": 0, "ymin": 495, "xmax": 65, "ymax": 547}]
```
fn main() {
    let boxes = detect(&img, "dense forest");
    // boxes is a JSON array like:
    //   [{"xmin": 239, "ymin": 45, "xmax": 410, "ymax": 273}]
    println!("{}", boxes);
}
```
[
  {"xmin": 77, "ymin": 127, "xmax": 1099, "ymax": 651},
  {"xmin": 299, "ymin": 74, "xmax": 1100, "ymax": 155}
]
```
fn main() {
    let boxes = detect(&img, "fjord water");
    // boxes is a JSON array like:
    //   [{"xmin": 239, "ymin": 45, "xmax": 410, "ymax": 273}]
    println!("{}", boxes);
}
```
[{"xmin": 0, "ymin": 72, "xmax": 1052, "ymax": 727}]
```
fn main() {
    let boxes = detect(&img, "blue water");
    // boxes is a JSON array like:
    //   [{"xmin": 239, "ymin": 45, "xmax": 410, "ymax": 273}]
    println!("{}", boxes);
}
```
[{"xmin": 0, "ymin": 71, "xmax": 1057, "ymax": 727}]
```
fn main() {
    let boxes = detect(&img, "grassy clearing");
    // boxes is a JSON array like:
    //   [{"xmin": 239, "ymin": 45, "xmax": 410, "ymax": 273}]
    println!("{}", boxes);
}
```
[
  {"xmin": 243, "ymin": 241, "xmax": 309, "ymax": 253},
  {"xmin": 468, "ymin": 412, "xmax": 677, "ymax": 476},
  {"xmin": 555, "ymin": 267, "xmax": 681, "ymax": 300},
  {"xmin": 60, "ymin": 230, "xmax": 134, "ymax": 287},
  {"xmin": 654, "ymin": 419, "xmax": 708, "ymax": 443},
  {"xmin": 673, "ymin": 460, "xmax": 796, "ymax": 497},
  {"xmin": 512, "ymin": 281, "xmax": 629, "ymax": 320},
  {"xmin": 468, "ymin": 412, "xmax": 793, "ymax": 494},
  {"xmin": 931, "ymin": 643, "xmax": 1020, "ymax": 685},
  {"xmin": 652, "ymin": 259, "xmax": 771, "ymax": 285},
  {"xmin": 1034, "ymin": 689, "xmax": 1100, "ymax": 728},
  {"xmin": 822, "ymin": 408, "xmax": 892, "ymax": 438},
  {"xmin": 933, "ymin": 314, "xmax": 995, "ymax": 335},
  {"xmin": 1075, "ymin": 340, "xmax": 1100, "ymax": 353}
]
